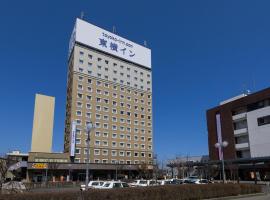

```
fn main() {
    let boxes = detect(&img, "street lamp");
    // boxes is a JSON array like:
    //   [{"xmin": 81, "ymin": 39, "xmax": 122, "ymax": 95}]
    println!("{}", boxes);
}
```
[
  {"xmin": 215, "ymin": 141, "xmax": 228, "ymax": 183},
  {"xmin": 85, "ymin": 122, "xmax": 94, "ymax": 190}
]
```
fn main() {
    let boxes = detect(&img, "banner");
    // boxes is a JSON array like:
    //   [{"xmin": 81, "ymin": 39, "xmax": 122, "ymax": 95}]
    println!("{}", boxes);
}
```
[{"xmin": 70, "ymin": 121, "xmax": 77, "ymax": 157}]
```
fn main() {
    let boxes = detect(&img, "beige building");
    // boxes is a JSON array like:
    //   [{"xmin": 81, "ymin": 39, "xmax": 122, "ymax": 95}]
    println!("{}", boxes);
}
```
[
  {"xmin": 31, "ymin": 94, "xmax": 55, "ymax": 153},
  {"xmin": 64, "ymin": 19, "xmax": 153, "ymax": 167}
]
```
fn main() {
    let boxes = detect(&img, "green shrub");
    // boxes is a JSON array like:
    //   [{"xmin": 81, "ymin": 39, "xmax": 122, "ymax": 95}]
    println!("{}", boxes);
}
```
[{"xmin": 0, "ymin": 183, "xmax": 262, "ymax": 200}]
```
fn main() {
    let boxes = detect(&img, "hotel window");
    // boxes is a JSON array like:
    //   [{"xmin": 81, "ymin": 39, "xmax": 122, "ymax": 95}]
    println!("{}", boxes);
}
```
[
  {"xmin": 96, "ymin": 105, "xmax": 101, "ymax": 111},
  {"xmin": 86, "ymin": 95, "xmax": 91, "ymax": 101},
  {"xmin": 134, "ymin": 152, "xmax": 138, "ymax": 157},
  {"xmin": 94, "ymin": 149, "xmax": 100, "ymax": 155},
  {"xmin": 95, "ymin": 140, "xmax": 100, "ymax": 146},
  {"xmin": 75, "ymin": 138, "xmax": 81, "ymax": 144},
  {"xmin": 147, "ymin": 88, "xmax": 151, "ymax": 91},
  {"xmin": 103, "ymin": 115, "xmax": 109, "ymax": 121},
  {"xmin": 127, "ymin": 112, "xmax": 131, "ymax": 116},
  {"xmin": 76, "ymin": 129, "xmax": 81, "ymax": 135},
  {"xmin": 141, "ymin": 152, "xmax": 145, "ymax": 157},
  {"xmin": 113, "ymin": 63, "xmax": 117, "ymax": 66},
  {"xmin": 77, "ymin": 101, "xmax": 82, "ymax": 108},
  {"xmin": 98, "ymin": 73, "xmax": 102, "ymax": 78},
  {"xmin": 112, "ymin": 101, "xmax": 117, "ymax": 106},
  {"xmin": 120, "ymin": 126, "xmax": 125, "ymax": 131},
  {"xmin": 148, "ymin": 145, "xmax": 152, "ymax": 150},
  {"xmin": 78, "ymin": 76, "xmax": 83, "ymax": 81},
  {"xmin": 96, "ymin": 89, "xmax": 102, "ymax": 94},
  {"xmin": 95, "ymin": 122, "xmax": 101, "ymax": 128},
  {"xmin": 112, "ymin": 125, "xmax": 117, "ymax": 130},
  {"xmin": 88, "ymin": 62, "xmax": 92, "ymax": 67},
  {"xmin": 120, "ymin": 73, "xmax": 124, "ymax": 76},
  {"xmin": 86, "ymin": 104, "xmax": 91, "ymax": 109},
  {"xmin": 104, "ymin": 83, "xmax": 109, "ymax": 88},
  {"xmin": 76, "ymin": 110, "xmax": 82, "ymax": 116},
  {"xmin": 120, "ymin": 160, "xmax": 124, "ymax": 164},
  {"xmin": 87, "ymin": 79, "xmax": 92, "ymax": 84},
  {"xmin": 141, "ymin": 129, "xmax": 145, "ymax": 134},
  {"xmin": 103, "ymin": 107, "xmax": 109, "ymax": 112},
  {"xmin": 127, "ymin": 82, "xmax": 130, "ymax": 86},
  {"xmin": 120, "ymin": 111, "xmax": 124, "ymax": 115},
  {"xmin": 112, "ymin": 116, "xmax": 117, "ymax": 122},
  {"xmin": 88, "ymin": 70, "xmax": 92, "ymax": 75},
  {"xmin": 88, "ymin": 54, "xmax": 92, "ymax": 59},
  {"xmin": 134, "ymin": 77, "xmax": 138, "ymax": 81},
  {"xmin": 135, "ymin": 128, "xmax": 139, "ymax": 133},
  {"xmin": 147, "ymin": 81, "xmax": 150, "ymax": 85},
  {"xmin": 141, "ymin": 121, "xmax": 145, "ymax": 126},
  {"xmin": 141, "ymin": 136, "xmax": 145, "ymax": 141},
  {"xmin": 112, "ymin": 141, "xmax": 117, "ymax": 147},
  {"xmin": 95, "ymin": 132, "xmax": 100, "ymax": 137},
  {"xmin": 102, "ymin": 159, "xmax": 108, "ymax": 164},
  {"xmin": 134, "ymin": 144, "xmax": 139, "ymax": 148},
  {"xmin": 103, "ymin": 123, "xmax": 108, "ymax": 129},
  {"xmin": 127, "ymin": 74, "xmax": 130, "ymax": 78},
  {"xmin": 126, "ymin": 135, "xmax": 131, "ymax": 140},
  {"xmin": 76, "ymin": 119, "xmax": 81, "ymax": 125},
  {"xmin": 119, "ymin": 151, "xmax": 125, "ymax": 156},
  {"xmin": 127, "ymin": 127, "xmax": 131, "ymax": 132},
  {"xmin": 98, "ymin": 58, "xmax": 102, "ymax": 61},
  {"xmin": 87, "ymin": 87, "xmax": 92, "ymax": 92},
  {"xmin": 96, "ymin": 97, "xmax": 101, "ymax": 103},
  {"xmin": 120, "ymin": 134, "xmax": 125, "ymax": 139},
  {"xmin": 77, "ymin": 93, "xmax": 83, "ymax": 99},
  {"xmin": 102, "ymin": 141, "xmax": 108, "ymax": 146},
  {"xmin": 120, "ymin": 80, "xmax": 124, "ymax": 84},
  {"xmin": 75, "ymin": 158, "xmax": 80, "ymax": 163},
  {"xmin": 127, "ymin": 119, "xmax": 131, "ymax": 124},
  {"xmin": 79, "ymin": 59, "xmax": 83, "ymax": 64},
  {"xmin": 112, "ymin": 150, "xmax": 117, "ymax": 156},
  {"xmin": 105, "ymin": 60, "xmax": 109, "ymax": 64},
  {"xmin": 112, "ymin": 133, "xmax": 117, "ymax": 138},
  {"xmin": 141, "ymin": 144, "xmax": 145, "ymax": 149},
  {"xmin": 94, "ymin": 159, "xmax": 100, "ymax": 163},
  {"xmin": 95, "ymin": 114, "xmax": 101, "ymax": 119},
  {"xmin": 134, "ymin": 135, "xmax": 138, "ymax": 141},
  {"xmin": 103, "ymin": 132, "xmax": 108, "ymax": 137},
  {"xmin": 134, "ymin": 120, "xmax": 139, "ymax": 125},
  {"xmin": 113, "ymin": 85, "xmax": 118, "ymax": 90},
  {"xmin": 120, "ymin": 118, "xmax": 125, "ymax": 123},
  {"xmin": 113, "ymin": 93, "xmax": 117, "ymax": 98},
  {"xmin": 112, "ymin": 109, "xmax": 117, "ymax": 114},
  {"xmin": 126, "ymin": 151, "xmax": 131, "ymax": 157},
  {"xmin": 111, "ymin": 160, "xmax": 117, "ymax": 164},
  {"xmin": 104, "ymin": 91, "xmax": 109, "ymax": 96},
  {"xmin": 75, "ymin": 148, "xmax": 81, "ymax": 154},
  {"xmin": 78, "ymin": 84, "xmax": 83, "ymax": 90},
  {"xmin": 127, "ymin": 143, "xmax": 131, "ymax": 148},
  {"xmin": 96, "ymin": 80, "xmax": 101, "ymax": 86},
  {"xmin": 97, "ymin": 65, "xmax": 102, "ymax": 70},
  {"xmin": 120, "ymin": 65, "xmax": 124, "ymax": 69}
]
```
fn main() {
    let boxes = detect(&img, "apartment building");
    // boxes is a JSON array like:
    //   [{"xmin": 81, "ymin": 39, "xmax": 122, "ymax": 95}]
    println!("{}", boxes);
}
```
[
  {"xmin": 207, "ymin": 88, "xmax": 270, "ymax": 161},
  {"xmin": 64, "ymin": 18, "xmax": 153, "ymax": 167}
]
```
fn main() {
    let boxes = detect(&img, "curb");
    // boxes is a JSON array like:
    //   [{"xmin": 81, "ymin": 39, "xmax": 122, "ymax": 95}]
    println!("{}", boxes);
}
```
[{"xmin": 206, "ymin": 193, "xmax": 266, "ymax": 200}]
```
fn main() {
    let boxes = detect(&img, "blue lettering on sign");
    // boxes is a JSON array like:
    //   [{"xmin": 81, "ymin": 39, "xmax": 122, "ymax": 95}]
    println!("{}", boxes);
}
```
[
  {"xmin": 99, "ymin": 38, "xmax": 107, "ymax": 47},
  {"xmin": 110, "ymin": 42, "xmax": 118, "ymax": 52},
  {"xmin": 99, "ymin": 32, "xmax": 136, "ymax": 58}
]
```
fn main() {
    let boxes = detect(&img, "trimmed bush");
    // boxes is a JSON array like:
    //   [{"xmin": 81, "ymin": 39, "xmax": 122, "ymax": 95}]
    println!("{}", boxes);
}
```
[{"xmin": 0, "ymin": 183, "xmax": 262, "ymax": 200}]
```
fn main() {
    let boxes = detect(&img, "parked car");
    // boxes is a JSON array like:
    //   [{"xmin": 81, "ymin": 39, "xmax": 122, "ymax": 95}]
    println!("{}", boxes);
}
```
[
  {"xmin": 192, "ymin": 179, "xmax": 211, "ymax": 184},
  {"xmin": 101, "ymin": 181, "xmax": 129, "ymax": 189},
  {"xmin": 80, "ymin": 180, "xmax": 105, "ymax": 191},
  {"xmin": 170, "ymin": 179, "xmax": 184, "ymax": 184},
  {"xmin": 130, "ymin": 180, "xmax": 148, "ymax": 187},
  {"xmin": 157, "ymin": 179, "xmax": 172, "ymax": 185},
  {"xmin": 147, "ymin": 180, "xmax": 159, "ymax": 186}
]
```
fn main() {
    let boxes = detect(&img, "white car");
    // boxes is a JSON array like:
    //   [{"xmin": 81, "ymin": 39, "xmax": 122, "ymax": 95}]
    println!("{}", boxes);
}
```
[
  {"xmin": 80, "ymin": 180, "xmax": 105, "ymax": 191},
  {"xmin": 130, "ymin": 180, "xmax": 148, "ymax": 187},
  {"xmin": 101, "ymin": 181, "xmax": 129, "ymax": 189},
  {"xmin": 157, "ymin": 179, "xmax": 172, "ymax": 185},
  {"xmin": 192, "ymin": 179, "xmax": 211, "ymax": 184},
  {"xmin": 147, "ymin": 180, "xmax": 159, "ymax": 186}
]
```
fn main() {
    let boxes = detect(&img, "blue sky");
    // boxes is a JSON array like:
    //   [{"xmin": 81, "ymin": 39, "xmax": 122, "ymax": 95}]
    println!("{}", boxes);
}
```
[{"xmin": 1, "ymin": 0, "xmax": 270, "ymax": 161}]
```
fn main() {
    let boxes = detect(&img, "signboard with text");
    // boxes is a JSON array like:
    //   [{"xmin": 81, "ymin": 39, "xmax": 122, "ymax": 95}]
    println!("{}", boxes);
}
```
[
  {"xmin": 32, "ymin": 163, "xmax": 48, "ymax": 169},
  {"xmin": 69, "ymin": 18, "xmax": 151, "ymax": 69}
]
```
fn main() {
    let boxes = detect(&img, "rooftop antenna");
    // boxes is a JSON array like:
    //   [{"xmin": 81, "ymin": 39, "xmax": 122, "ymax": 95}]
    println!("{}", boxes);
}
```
[
  {"xmin": 80, "ymin": 11, "xmax": 84, "ymax": 19},
  {"xmin": 113, "ymin": 25, "xmax": 116, "ymax": 34},
  {"xmin": 144, "ymin": 40, "xmax": 147, "ymax": 47}
]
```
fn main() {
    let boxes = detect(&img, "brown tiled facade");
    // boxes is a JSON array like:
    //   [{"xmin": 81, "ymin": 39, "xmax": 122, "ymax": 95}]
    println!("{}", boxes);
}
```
[
  {"xmin": 64, "ymin": 43, "xmax": 153, "ymax": 166},
  {"xmin": 207, "ymin": 87, "xmax": 270, "ymax": 161}
]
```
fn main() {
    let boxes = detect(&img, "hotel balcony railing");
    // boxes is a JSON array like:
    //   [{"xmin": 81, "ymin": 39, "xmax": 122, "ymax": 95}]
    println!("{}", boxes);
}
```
[
  {"xmin": 232, "ymin": 112, "xmax": 247, "ymax": 121},
  {"xmin": 234, "ymin": 128, "xmax": 248, "ymax": 136},
  {"xmin": 235, "ymin": 142, "xmax": 249, "ymax": 150}
]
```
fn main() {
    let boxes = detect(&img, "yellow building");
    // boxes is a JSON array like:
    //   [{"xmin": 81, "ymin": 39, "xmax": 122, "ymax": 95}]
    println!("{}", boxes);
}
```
[{"xmin": 31, "ymin": 94, "xmax": 55, "ymax": 153}]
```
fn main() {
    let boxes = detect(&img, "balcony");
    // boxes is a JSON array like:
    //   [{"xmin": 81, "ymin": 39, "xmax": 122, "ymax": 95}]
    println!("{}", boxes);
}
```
[
  {"xmin": 235, "ymin": 142, "xmax": 249, "ymax": 150},
  {"xmin": 232, "ymin": 113, "xmax": 247, "ymax": 121},
  {"xmin": 234, "ymin": 128, "xmax": 248, "ymax": 136}
]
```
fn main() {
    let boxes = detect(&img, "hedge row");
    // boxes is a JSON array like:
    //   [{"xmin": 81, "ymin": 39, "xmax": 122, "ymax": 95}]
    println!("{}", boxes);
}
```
[{"xmin": 0, "ymin": 184, "xmax": 262, "ymax": 200}]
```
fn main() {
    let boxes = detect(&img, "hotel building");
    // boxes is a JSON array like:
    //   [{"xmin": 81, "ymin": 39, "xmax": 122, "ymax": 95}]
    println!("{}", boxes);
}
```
[{"xmin": 64, "ymin": 18, "xmax": 153, "ymax": 167}]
